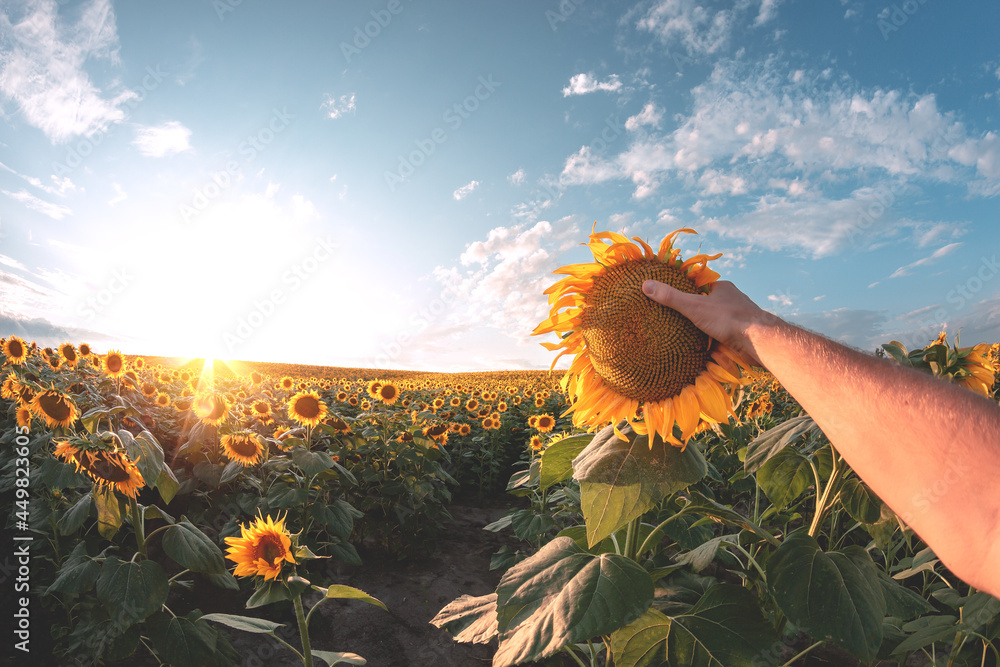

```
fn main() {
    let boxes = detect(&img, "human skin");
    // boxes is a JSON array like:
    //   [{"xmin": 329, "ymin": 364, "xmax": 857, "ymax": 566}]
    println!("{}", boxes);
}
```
[{"xmin": 642, "ymin": 279, "xmax": 1000, "ymax": 598}]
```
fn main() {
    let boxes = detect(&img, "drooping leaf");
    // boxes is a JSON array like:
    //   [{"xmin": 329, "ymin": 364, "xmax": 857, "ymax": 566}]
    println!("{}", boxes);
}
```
[
  {"xmin": 840, "ymin": 477, "xmax": 883, "ymax": 524},
  {"xmin": 767, "ymin": 531, "xmax": 886, "ymax": 661},
  {"xmin": 146, "ymin": 610, "xmax": 236, "ymax": 667},
  {"xmin": 493, "ymin": 536, "xmax": 653, "ymax": 666},
  {"xmin": 93, "ymin": 484, "xmax": 123, "ymax": 539},
  {"xmin": 322, "ymin": 584, "xmax": 387, "ymax": 611},
  {"xmin": 875, "ymin": 569, "xmax": 934, "ymax": 621},
  {"xmin": 674, "ymin": 534, "xmax": 740, "ymax": 573},
  {"xmin": 892, "ymin": 615, "xmax": 959, "ymax": 654},
  {"xmin": 311, "ymin": 650, "xmax": 367, "ymax": 666},
  {"xmin": 200, "ymin": 613, "xmax": 284, "ymax": 634},
  {"xmin": 156, "ymin": 466, "xmax": 179, "ymax": 504},
  {"xmin": 96, "ymin": 557, "xmax": 169, "ymax": 628},
  {"xmin": 574, "ymin": 422, "xmax": 706, "ymax": 546},
  {"xmin": 46, "ymin": 542, "xmax": 100, "ymax": 596},
  {"xmin": 161, "ymin": 518, "xmax": 227, "ymax": 574},
  {"xmin": 57, "ymin": 491, "xmax": 93, "ymax": 535},
  {"xmin": 744, "ymin": 415, "xmax": 821, "ymax": 472},
  {"xmin": 680, "ymin": 489, "xmax": 780, "ymax": 547},
  {"xmin": 431, "ymin": 593, "xmax": 499, "ymax": 645},
  {"xmin": 246, "ymin": 579, "xmax": 293, "ymax": 608},
  {"xmin": 121, "ymin": 429, "xmax": 165, "ymax": 490}
]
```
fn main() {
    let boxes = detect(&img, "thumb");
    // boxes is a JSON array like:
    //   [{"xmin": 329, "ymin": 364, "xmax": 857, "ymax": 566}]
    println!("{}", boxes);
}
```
[{"xmin": 642, "ymin": 279, "xmax": 696, "ymax": 312}]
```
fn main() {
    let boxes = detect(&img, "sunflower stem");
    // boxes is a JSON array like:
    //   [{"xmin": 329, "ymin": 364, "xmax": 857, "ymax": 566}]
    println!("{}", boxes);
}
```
[
  {"xmin": 293, "ymin": 592, "xmax": 313, "ymax": 667},
  {"xmin": 636, "ymin": 510, "xmax": 686, "ymax": 559},
  {"xmin": 129, "ymin": 497, "xmax": 147, "ymax": 559},
  {"xmin": 623, "ymin": 516, "xmax": 641, "ymax": 561}
]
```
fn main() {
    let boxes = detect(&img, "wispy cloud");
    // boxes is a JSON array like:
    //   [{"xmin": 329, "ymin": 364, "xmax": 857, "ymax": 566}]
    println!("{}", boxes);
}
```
[
  {"xmin": 507, "ymin": 168, "xmax": 525, "ymax": 185},
  {"xmin": 2, "ymin": 189, "xmax": 71, "ymax": 219},
  {"xmin": 322, "ymin": 93, "xmax": 356, "ymax": 119},
  {"xmin": 453, "ymin": 180, "xmax": 480, "ymax": 200},
  {"xmin": 108, "ymin": 182, "xmax": 127, "ymax": 206},
  {"xmin": 888, "ymin": 243, "xmax": 962, "ymax": 279},
  {"xmin": 0, "ymin": 0, "xmax": 136, "ymax": 142},
  {"xmin": 132, "ymin": 121, "xmax": 192, "ymax": 157},
  {"xmin": 562, "ymin": 73, "xmax": 622, "ymax": 97}
]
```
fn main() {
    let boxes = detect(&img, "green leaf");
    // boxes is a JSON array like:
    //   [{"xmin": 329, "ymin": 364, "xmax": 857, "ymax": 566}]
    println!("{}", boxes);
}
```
[
  {"xmin": 121, "ymin": 429, "xmax": 165, "ymax": 490},
  {"xmin": 246, "ymin": 579, "xmax": 293, "ymax": 608},
  {"xmin": 205, "ymin": 572, "xmax": 240, "ymax": 591},
  {"xmin": 680, "ymin": 489, "xmax": 780, "ymax": 548},
  {"xmin": 892, "ymin": 615, "xmax": 959, "ymax": 654},
  {"xmin": 322, "ymin": 584, "xmax": 387, "ymax": 611},
  {"xmin": 193, "ymin": 461, "xmax": 224, "ymax": 488},
  {"xmin": 266, "ymin": 483, "xmax": 309, "ymax": 509},
  {"xmin": 539, "ymin": 434, "xmax": 591, "ymax": 490},
  {"xmin": 875, "ymin": 569, "xmax": 934, "ymax": 621},
  {"xmin": 156, "ymin": 466, "xmax": 179, "ymax": 504},
  {"xmin": 669, "ymin": 584, "xmax": 780, "ymax": 666},
  {"xmin": 291, "ymin": 447, "xmax": 335, "ymax": 477},
  {"xmin": 219, "ymin": 460, "xmax": 243, "ymax": 484},
  {"xmin": 146, "ymin": 611, "xmax": 234, "ymax": 667},
  {"xmin": 756, "ymin": 447, "xmax": 812, "ymax": 511},
  {"xmin": 493, "ymin": 536, "xmax": 654, "ymax": 667},
  {"xmin": 610, "ymin": 608, "xmax": 671, "ymax": 667},
  {"xmin": 960, "ymin": 592, "xmax": 1000, "ymax": 632},
  {"xmin": 96, "ymin": 557, "xmax": 169, "ymax": 628},
  {"xmin": 57, "ymin": 491, "xmax": 92, "ymax": 535},
  {"xmin": 162, "ymin": 519, "xmax": 227, "ymax": 574},
  {"xmin": 46, "ymin": 542, "xmax": 100, "ymax": 596},
  {"xmin": 840, "ymin": 477, "xmax": 883, "ymax": 524},
  {"xmin": 574, "ymin": 422, "xmax": 706, "ymax": 546},
  {"xmin": 744, "ymin": 415, "xmax": 820, "ymax": 472},
  {"xmin": 93, "ymin": 485, "xmax": 123, "ymax": 539},
  {"xmin": 311, "ymin": 650, "xmax": 367, "ymax": 666},
  {"xmin": 311, "ymin": 498, "xmax": 361, "ymax": 540},
  {"xmin": 483, "ymin": 513, "xmax": 514, "ymax": 532},
  {"xmin": 555, "ymin": 525, "xmax": 616, "ymax": 555},
  {"xmin": 200, "ymin": 613, "xmax": 284, "ymax": 633},
  {"xmin": 767, "ymin": 531, "xmax": 886, "ymax": 661},
  {"xmin": 431, "ymin": 593, "xmax": 499, "ymax": 644},
  {"xmin": 510, "ymin": 509, "xmax": 556, "ymax": 542},
  {"xmin": 674, "ymin": 534, "xmax": 740, "ymax": 573}
]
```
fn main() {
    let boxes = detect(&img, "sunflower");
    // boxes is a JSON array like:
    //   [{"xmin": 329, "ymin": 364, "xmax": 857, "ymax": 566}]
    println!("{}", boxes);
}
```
[
  {"xmin": 326, "ymin": 415, "xmax": 352, "ymax": 433},
  {"xmin": 2, "ymin": 336, "xmax": 28, "ymax": 365},
  {"xmin": 221, "ymin": 431, "xmax": 266, "ymax": 467},
  {"xmin": 155, "ymin": 392, "xmax": 171, "ymax": 408},
  {"xmin": 193, "ymin": 392, "xmax": 229, "ymax": 426},
  {"xmin": 378, "ymin": 382, "xmax": 400, "ymax": 405},
  {"xmin": 529, "ymin": 435, "xmax": 544, "ymax": 452},
  {"xmin": 104, "ymin": 350, "xmax": 127, "ymax": 378},
  {"xmin": 422, "ymin": 423, "xmax": 449, "ymax": 445},
  {"xmin": 141, "ymin": 382, "xmax": 158, "ymax": 398},
  {"xmin": 287, "ymin": 390, "xmax": 327, "ymax": 427},
  {"xmin": 533, "ymin": 227, "xmax": 749, "ymax": 448},
  {"xmin": 955, "ymin": 344, "xmax": 996, "ymax": 397},
  {"xmin": 534, "ymin": 414, "xmax": 556, "ymax": 433},
  {"xmin": 58, "ymin": 343, "xmax": 78, "ymax": 367},
  {"xmin": 279, "ymin": 376, "xmax": 295, "ymax": 391},
  {"xmin": 78, "ymin": 343, "xmax": 92, "ymax": 358},
  {"xmin": 224, "ymin": 513, "xmax": 296, "ymax": 581},
  {"xmin": 30, "ymin": 388, "xmax": 79, "ymax": 429},
  {"xmin": 465, "ymin": 398, "xmax": 479, "ymax": 412},
  {"xmin": 16, "ymin": 406, "xmax": 32, "ymax": 432},
  {"xmin": 366, "ymin": 380, "xmax": 382, "ymax": 398},
  {"xmin": 54, "ymin": 439, "xmax": 145, "ymax": 498},
  {"xmin": 457, "ymin": 423, "xmax": 472, "ymax": 436}
]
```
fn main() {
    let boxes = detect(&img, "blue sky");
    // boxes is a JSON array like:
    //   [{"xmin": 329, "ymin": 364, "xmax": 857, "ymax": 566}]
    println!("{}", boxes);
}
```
[{"xmin": 0, "ymin": 0, "xmax": 998, "ymax": 371}]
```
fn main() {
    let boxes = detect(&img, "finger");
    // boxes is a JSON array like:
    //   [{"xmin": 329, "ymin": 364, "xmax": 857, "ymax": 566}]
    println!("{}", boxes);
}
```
[{"xmin": 642, "ymin": 279, "xmax": 696, "ymax": 313}]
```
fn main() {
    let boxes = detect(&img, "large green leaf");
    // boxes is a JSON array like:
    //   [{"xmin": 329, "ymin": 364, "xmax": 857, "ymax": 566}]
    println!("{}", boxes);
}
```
[
  {"xmin": 493, "ymin": 536, "xmax": 653, "ymax": 666},
  {"xmin": 744, "ymin": 415, "xmax": 821, "ymax": 472},
  {"xmin": 611, "ymin": 586, "xmax": 779, "ymax": 667},
  {"xmin": 668, "ymin": 585, "xmax": 780, "ymax": 666},
  {"xmin": 57, "ymin": 491, "xmax": 92, "ymax": 534},
  {"xmin": 679, "ymin": 489, "xmax": 780, "ymax": 547},
  {"xmin": 767, "ymin": 531, "xmax": 886, "ymax": 661},
  {"xmin": 96, "ymin": 557, "xmax": 169, "ymax": 628},
  {"xmin": 322, "ymin": 584, "xmax": 387, "ymax": 611},
  {"xmin": 539, "ymin": 434, "xmax": 592, "ymax": 490},
  {"xmin": 46, "ymin": 542, "xmax": 100, "ymax": 596},
  {"xmin": 156, "ymin": 466, "xmax": 179, "ymax": 504},
  {"xmin": 511, "ymin": 509, "xmax": 556, "ymax": 542},
  {"xmin": 875, "ymin": 569, "xmax": 933, "ymax": 621},
  {"xmin": 121, "ymin": 429, "xmax": 165, "ymax": 490},
  {"xmin": 574, "ymin": 422, "xmax": 706, "ymax": 546},
  {"xmin": 674, "ymin": 534, "xmax": 740, "ymax": 573},
  {"xmin": 311, "ymin": 498, "xmax": 362, "ymax": 540},
  {"xmin": 291, "ymin": 447, "xmax": 335, "ymax": 477},
  {"xmin": 756, "ymin": 447, "xmax": 812, "ymax": 511},
  {"xmin": 892, "ymin": 615, "xmax": 959, "ymax": 654},
  {"xmin": 200, "ymin": 613, "xmax": 284, "ymax": 633},
  {"xmin": 311, "ymin": 650, "xmax": 367, "ymax": 666},
  {"xmin": 839, "ymin": 477, "xmax": 883, "ymax": 524},
  {"xmin": 431, "ymin": 593, "xmax": 499, "ymax": 644},
  {"xmin": 146, "ymin": 611, "xmax": 236, "ymax": 667},
  {"xmin": 161, "ymin": 518, "xmax": 227, "ymax": 574}
]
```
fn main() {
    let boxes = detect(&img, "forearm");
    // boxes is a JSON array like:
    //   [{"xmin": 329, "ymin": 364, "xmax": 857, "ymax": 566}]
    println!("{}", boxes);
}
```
[{"xmin": 747, "ymin": 315, "xmax": 1000, "ymax": 594}]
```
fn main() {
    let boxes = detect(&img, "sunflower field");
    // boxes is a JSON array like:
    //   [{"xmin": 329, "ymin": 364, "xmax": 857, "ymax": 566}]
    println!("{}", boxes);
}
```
[{"xmin": 2, "ymin": 231, "xmax": 999, "ymax": 666}]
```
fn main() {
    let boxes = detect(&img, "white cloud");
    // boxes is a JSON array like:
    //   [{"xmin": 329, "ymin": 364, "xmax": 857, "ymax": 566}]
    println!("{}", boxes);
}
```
[
  {"xmin": 888, "ymin": 243, "xmax": 963, "ymax": 279},
  {"xmin": 634, "ymin": 0, "xmax": 745, "ymax": 57},
  {"xmin": 453, "ymin": 180, "xmax": 480, "ymax": 200},
  {"xmin": 0, "ymin": 160, "xmax": 78, "ymax": 196},
  {"xmin": 132, "ymin": 121, "xmax": 192, "ymax": 157},
  {"xmin": 290, "ymin": 194, "xmax": 318, "ymax": 220},
  {"xmin": 755, "ymin": 0, "xmax": 783, "ymax": 26},
  {"xmin": 3, "ymin": 188, "xmax": 71, "ymax": 219},
  {"xmin": 768, "ymin": 293, "xmax": 793, "ymax": 307},
  {"xmin": 507, "ymin": 168, "xmax": 525, "ymax": 185},
  {"xmin": 625, "ymin": 102, "xmax": 663, "ymax": 131},
  {"xmin": 322, "ymin": 93, "xmax": 356, "ymax": 119},
  {"xmin": 562, "ymin": 73, "xmax": 622, "ymax": 97},
  {"xmin": 107, "ymin": 182, "xmax": 126, "ymax": 206},
  {"xmin": 0, "ymin": 0, "xmax": 136, "ymax": 143}
]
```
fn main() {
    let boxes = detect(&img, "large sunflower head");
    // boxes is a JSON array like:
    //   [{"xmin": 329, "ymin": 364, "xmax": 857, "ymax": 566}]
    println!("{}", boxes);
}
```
[
  {"xmin": 58, "ymin": 343, "xmax": 78, "ymax": 367},
  {"xmin": 103, "ymin": 350, "xmax": 127, "ymax": 378},
  {"xmin": 221, "ymin": 431, "xmax": 266, "ymax": 467},
  {"xmin": 533, "ymin": 227, "xmax": 750, "ymax": 448},
  {"xmin": 30, "ymin": 388, "xmax": 79, "ymax": 429},
  {"xmin": 193, "ymin": 392, "xmax": 229, "ymax": 426},
  {"xmin": 224, "ymin": 512, "xmax": 296, "ymax": 581},
  {"xmin": 377, "ymin": 382, "xmax": 400, "ymax": 405},
  {"xmin": 287, "ymin": 390, "xmax": 327, "ymax": 427},
  {"xmin": 53, "ymin": 435, "xmax": 145, "ymax": 498},
  {"xmin": 2, "ymin": 336, "xmax": 29, "ymax": 365}
]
